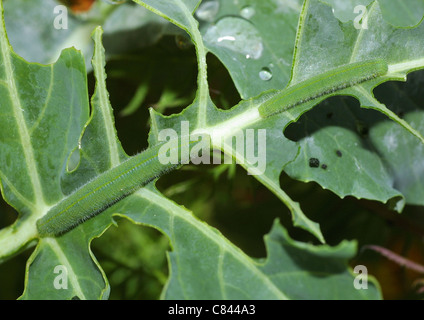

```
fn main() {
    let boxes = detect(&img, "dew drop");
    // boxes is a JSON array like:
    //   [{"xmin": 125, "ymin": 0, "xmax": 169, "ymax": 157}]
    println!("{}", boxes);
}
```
[
  {"xmin": 259, "ymin": 67, "xmax": 273, "ymax": 81},
  {"xmin": 218, "ymin": 35, "xmax": 236, "ymax": 42},
  {"xmin": 240, "ymin": 6, "xmax": 256, "ymax": 19},
  {"xmin": 203, "ymin": 17, "xmax": 264, "ymax": 60},
  {"xmin": 196, "ymin": 0, "xmax": 220, "ymax": 22}
]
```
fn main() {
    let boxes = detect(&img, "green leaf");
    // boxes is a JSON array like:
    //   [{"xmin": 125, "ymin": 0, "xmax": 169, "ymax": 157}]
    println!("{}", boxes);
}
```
[
  {"xmin": 259, "ymin": 220, "xmax": 380, "ymax": 300},
  {"xmin": 319, "ymin": 0, "xmax": 374, "ymax": 23},
  {"xmin": 369, "ymin": 77, "xmax": 424, "ymax": 205},
  {"xmin": 0, "ymin": 22, "xmax": 89, "ymax": 263},
  {"xmin": 117, "ymin": 189, "xmax": 381, "ymax": 299},
  {"xmin": 281, "ymin": 0, "xmax": 424, "ymax": 210},
  {"xmin": 199, "ymin": 0, "xmax": 424, "ymax": 216},
  {"xmin": 20, "ymin": 229, "xmax": 108, "ymax": 300},
  {"xmin": 0, "ymin": 0, "xmax": 115, "ymax": 298},
  {"xmin": 378, "ymin": 0, "xmax": 424, "ymax": 28},
  {"xmin": 190, "ymin": 0, "xmax": 424, "ymax": 217},
  {"xmin": 322, "ymin": 0, "xmax": 424, "ymax": 28},
  {"xmin": 200, "ymin": 0, "xmax": 302, "ymax": 99}
]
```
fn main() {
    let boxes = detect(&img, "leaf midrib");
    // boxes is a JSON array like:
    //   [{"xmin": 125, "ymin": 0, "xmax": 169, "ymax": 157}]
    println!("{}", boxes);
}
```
[
  {"xmin": 92, "ymin": 28, "xmax": 121, "ymax": 167},
  {"xmin": 135, "ymin": 188, "xmax": 289, "ymax": 300},
  {"xmin": 0, "ymin": 6, "xmax": 45, "ymax": 208},
  {"xmin": 44, "ymin": 238, "xmax": 87, "ymax": 300}
]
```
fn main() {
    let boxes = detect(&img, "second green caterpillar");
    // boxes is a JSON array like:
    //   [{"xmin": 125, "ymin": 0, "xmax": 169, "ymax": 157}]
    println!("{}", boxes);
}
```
[{"xmin": 259, "ymin": 59, "xmax": 388, "ymax": 117}]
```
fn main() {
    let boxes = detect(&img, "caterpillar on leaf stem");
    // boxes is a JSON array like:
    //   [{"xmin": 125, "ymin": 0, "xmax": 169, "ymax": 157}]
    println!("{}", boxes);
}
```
[
  {"xmin": 259, "ymin": 60, "xmax": 388, "ymax": 117},
  {"xmin": 37, "ymin": 140, "xmax": 193, "ymax": 237}
]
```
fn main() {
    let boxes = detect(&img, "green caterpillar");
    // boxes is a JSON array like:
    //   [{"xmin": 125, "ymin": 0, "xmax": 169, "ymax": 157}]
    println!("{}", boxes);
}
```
[
  {"xmin": 37, "ymin": 141, "xmax": 190, "ymax": 237},
  {"xmin": 259, "ymin": 59, "xmax": 388, "ymax": 117}
]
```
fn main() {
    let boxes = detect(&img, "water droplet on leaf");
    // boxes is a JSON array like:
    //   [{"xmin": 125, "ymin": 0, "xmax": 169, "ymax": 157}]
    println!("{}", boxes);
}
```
[
  {"xmin": 204, "ymin": 17, "xmax": 264, "ymax": 60},
  {"xmin": 196, "ymin": 0, "xmax": 220, "ymax": 22},
  {"xmin": 240, "ymin": 6, "xmax": 256, "ymax": 19},
  {"xmin": 259, "ymin": 67, "xmax": 273, "ymax": 81}
]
